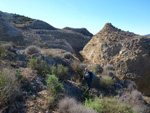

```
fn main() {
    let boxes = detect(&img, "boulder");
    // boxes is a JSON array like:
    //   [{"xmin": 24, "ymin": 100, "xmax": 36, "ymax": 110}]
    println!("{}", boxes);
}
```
[{"xmin": 43, "ymin": 56, "xmax": 55, "ymax": 65}]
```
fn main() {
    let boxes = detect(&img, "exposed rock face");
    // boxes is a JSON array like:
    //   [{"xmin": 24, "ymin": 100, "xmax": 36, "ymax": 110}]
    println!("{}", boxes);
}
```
[
  {"xmin": 81, "ymin": 23, "xmax": 150, "ymax": 96},
  {"xmin": 0, "ymin": 11, "xmax": 92, "ymax": 53},
  {"xmin": 0, "ymin": 13, "xmax": 24, "ymax": 43}
]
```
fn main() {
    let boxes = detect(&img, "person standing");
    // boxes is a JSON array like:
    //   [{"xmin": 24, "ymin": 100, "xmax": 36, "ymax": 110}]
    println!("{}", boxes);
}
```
[{"xmin": 83, "ymin": 68, "xmax": 93, "ymax": 90}]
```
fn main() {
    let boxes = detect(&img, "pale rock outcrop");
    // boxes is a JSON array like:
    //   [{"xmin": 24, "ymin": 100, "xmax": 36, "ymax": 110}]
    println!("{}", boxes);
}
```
[{"xmin": 81, "ymin": 23, "xmax": 150, "ymax": 96}]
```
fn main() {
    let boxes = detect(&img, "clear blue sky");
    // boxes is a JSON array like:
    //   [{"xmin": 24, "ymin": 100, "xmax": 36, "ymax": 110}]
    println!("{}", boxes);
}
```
[{"xmin": 0, "ymin": 0, "xmax": 150, "ymax": 35}]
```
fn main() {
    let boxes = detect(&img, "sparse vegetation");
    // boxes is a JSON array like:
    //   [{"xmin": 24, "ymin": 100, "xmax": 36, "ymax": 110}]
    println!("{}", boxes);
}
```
[
  {"xmin": 85, "ymin": 97, "xmax": 136, "ymax": 113},
  {"xmin": 103, "ymin": 64, "xmax": 114, "ymax": 71},
  {"xmin": 29, "ymin": 58, "xmax": 38, "ymax": 69},
  {"xmin": 46, "ymin": 74, "xmax": 62, "ymax": 101},
  {"xmin": 100, "ymin": 76, "xmax": 115, "ymax": 89},
  {"xmin": 50, "ymin": 65, "xmax": 57, "ymax": 75},
  {"xmin": 0, "ymin": 68, "xmax": 20, "ymax": 107},
  {"xmin": 25, "ymin": 45, "xmax": 41, "ymax": 55},
  {"xmin": 11, "ymin": 14, "xmax": 33, "ymax": 24},
  {"xmin": 58, "ymin": 97, "xmax": 98, "ymax": 113},
  {"xmin": 0, "ymin": 43, "xmax": 7, "ymax": 57},
  {"xmin": 92, "ymin": 75, "xmax": 115, "ymax": 89},
  {"xmin": 29, "ymin": 57, "xmax": 51, "ymax": 75},
  {"xmin": 71, "ymin": 60, "xmax": 87, "ymax": 76},
  {"xmin": 88, "ymin": 64, "xmax": 103, "ymax": 75},
  {"xmin": 36, "ymin": 60, "xmax": 51, "ymax": 75},
  {"xmin": 56, "ymin": 64, "xmax": 68, "ymax": 81},
  {"xmin": 71, "ymin": 60, "xmax": 80, "ymax": 71}
]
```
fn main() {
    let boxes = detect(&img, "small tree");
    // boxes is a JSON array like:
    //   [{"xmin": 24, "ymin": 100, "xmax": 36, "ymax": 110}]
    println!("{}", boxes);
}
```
[{"xmin": 46, "ymin": 74, "xmax": 62, "ymax": 102}]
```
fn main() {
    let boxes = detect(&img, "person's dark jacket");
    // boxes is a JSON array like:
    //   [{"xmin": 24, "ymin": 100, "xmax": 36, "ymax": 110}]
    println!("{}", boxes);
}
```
[{"xmin": 84, "ymin": 71, "xmax": 93, "ymax": 82}]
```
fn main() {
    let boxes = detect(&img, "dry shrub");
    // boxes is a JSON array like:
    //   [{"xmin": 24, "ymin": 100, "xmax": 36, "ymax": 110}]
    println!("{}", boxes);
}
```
[
  {"xmin": 103, "ymin": 64, "xmax": 114, "ymax": 71},
  {"xmin": 58, "ymin": 97, "xmax": 77, "ymax": 113},
  {"xmin": 88, "ymin": 64, "xmax": 103, "ymax": 75},
  {"xmin": 70, "ymin": 60, "xmax": 80, "ymax": 71},
  {"xmin": 63, "ymin": 52, "xmax": 73, "ymax": 59},
  {"xmin": 117, "ymin": 81, "xmax": 149, "ymax": 113},
  {"xmin": 25, "ymin": 45, "xmax": 41, "ymax": 55},
  {"xmin": 118, "ymin": 89, "xmax": 149, "ymax": 113},
  {"xmin": 3, "ymin": 43, "xmax": 14, "ymax": 51},
  {"xmin": 70, "ymin": 61, "xmax": 87, "ymax": 81},
  {"xmin": 70, "ymin": 104, "xmax": 98, "ymax": 113},
  {"xmin": 53, "ymin": 54, "xmax": 66, "ymax": 65},
  {"xmin": 71, "ymin": 60, "xmax": 87, "ymax": 75},
  {"xmin": 0, "ymin": 68, "xmax": 20, "ymax": 107},
  {"xmin": 58, "ymin": 97, "xmax": 98, "ymax": 113}
]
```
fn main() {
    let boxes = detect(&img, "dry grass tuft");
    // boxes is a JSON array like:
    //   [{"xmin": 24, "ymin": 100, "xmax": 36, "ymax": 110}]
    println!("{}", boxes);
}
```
[
  {"xmin": 0, "ymin": 43, "xmax": 7, "ymax": 57},
  {"xmin": 63, "ymin": 52, "xmax": 73, "ymax": 59},
  {"xmin": 58, "ymin": 97, "xmax": 98, "ymax": 113},
  {"xmin": 25, "ymin": 45, "xmax": 41, "ymax": 55},
  {"xmin": 103, "ymin": 64, "xmax": 114, "ymax": 71},
  {"xmin": 0, "ymin": 68, "xmax": 20, "ymax": 107}
]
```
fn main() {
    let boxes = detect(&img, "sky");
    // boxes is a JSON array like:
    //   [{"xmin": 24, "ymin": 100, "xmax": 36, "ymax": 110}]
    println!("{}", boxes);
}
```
[{"xmin": 0, "ymin": 0, "xmax": 150, "ymax": 35}]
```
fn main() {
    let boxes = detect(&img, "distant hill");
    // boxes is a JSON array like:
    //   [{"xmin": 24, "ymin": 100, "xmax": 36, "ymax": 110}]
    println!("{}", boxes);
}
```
[
  {"xmin": 81, "ymin": 23, "xmax": 150, "ymax": 96},
  {"xmin": 0, "ymin": 11, "xmax": 92, "ymax": 52},
  {"xmin": 63, "ymin": 27, "xmax": 93, "ymax": 37},
  {"xmin": 145, "ymin": 34, "xmax": 150, "ymax": 36}
]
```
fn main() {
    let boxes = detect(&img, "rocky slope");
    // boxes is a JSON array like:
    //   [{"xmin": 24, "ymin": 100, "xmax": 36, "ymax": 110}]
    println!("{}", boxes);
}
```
[
  {"xmin": 81, "ymin": 23, "xmax": 150, "ymax": 96},
  {"xmin": 0, "ymin": 11, "xmax": 92, "ymax": 53}
]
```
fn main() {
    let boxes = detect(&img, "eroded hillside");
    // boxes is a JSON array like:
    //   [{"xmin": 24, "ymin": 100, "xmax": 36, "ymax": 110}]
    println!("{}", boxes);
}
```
[
  {"xmin": 0, "ymin": 11, "xmax": 92, "ymax": 53},
  {"xmin": 0, "ymin": 11, "xmax": 150, "ymax": 113},
  {"xmin": 81, "ymin": 23, "xmax": 150, "ymax": 96}
]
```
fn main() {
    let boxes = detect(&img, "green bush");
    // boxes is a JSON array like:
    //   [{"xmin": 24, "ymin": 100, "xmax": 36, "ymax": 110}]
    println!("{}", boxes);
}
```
[
  {"xmin": 16, "ymin": 70, "xmax": 29, "ymax": 88},
  {"xmin": 92, "ymin": 75, "xmax": 115, "ymax": 89},
  {"xmin": 0, "ymin": 43, "xmax": 7, "ymax": 57},
  {"xmin": 29, "ymin": 58, "xmax": 37, "ymax": 69},
  {"xmin": 85, "ymin": 97, "xmax": 136, "ymax": 113},
  {"xmin": 46, "ymin": 74, "xmax": 62, "ymax": 96},
  {"xmin": 50, "ymin": 65, "xmax": 57, "ymax": 75},
  {"xmin": 29, "ymin": 57, "xmax": 51, "ymax": 75},
  {"xmin": 56, "ymin": 64, "xmax": 68, "ymax": 81},
  {"xmin": 0, "ymin": 68, "xmax": 20, "ymax": 107},
  {"xmin": 100, "ymin": 76, "xmax": 115, "ymax": 89},
  {"xmin": 36, "ymin": 60, "xmax": 50, "ymax": 75},
  {"xmin": 88, "ymin": 64, "xmax": 103, "ymax": 75},
  {"xmin": 29, "ymin": 58, "xmax": 68, "ymax": 79},
  {"xmin": 16, "ymin": 70, "xmax": 23, "ymax": 80}
]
